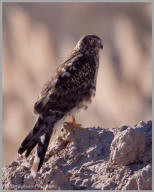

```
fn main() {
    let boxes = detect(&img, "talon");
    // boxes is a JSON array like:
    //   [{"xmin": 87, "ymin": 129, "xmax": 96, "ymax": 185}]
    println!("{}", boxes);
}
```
[{"xmin": 64, "ymin": 116, "xmax": 85, "ymax": 131}]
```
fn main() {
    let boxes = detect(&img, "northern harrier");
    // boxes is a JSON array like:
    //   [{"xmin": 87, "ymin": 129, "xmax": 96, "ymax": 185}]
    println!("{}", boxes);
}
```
[{"xmin": 18, "ymin": 35, "xmax": 103, "ymax": 171}]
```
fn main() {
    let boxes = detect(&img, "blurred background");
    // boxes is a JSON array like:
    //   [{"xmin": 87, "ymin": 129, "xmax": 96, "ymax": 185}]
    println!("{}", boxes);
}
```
[{"xmin": 2, "ymin": 3, "xmax": 152, "ymax": 166}]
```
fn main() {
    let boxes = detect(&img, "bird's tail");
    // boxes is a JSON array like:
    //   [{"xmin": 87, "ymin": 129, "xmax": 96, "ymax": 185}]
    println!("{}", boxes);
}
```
[
  {"xmin": 18, "ymin": 114, "xmax": 62, "ymax": 171},
  {"xmin": 32, "ymin": 128, "xmax": 52, "ymax": 172}
]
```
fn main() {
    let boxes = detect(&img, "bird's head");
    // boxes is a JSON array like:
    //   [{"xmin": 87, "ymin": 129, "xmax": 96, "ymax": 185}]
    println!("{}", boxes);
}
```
[{"xmin": 75, "ymin": 35, "xmax": 103, "ymax": 53}]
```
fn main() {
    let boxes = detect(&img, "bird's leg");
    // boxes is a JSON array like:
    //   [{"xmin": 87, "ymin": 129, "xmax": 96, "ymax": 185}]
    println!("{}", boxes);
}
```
[
  {"xmin": 72, "ymin": 116, "xmax": 83, "ymax": 130},
  {"xmin": 65, "ymin": 116, "xmax": 85, "ymax": 131}
]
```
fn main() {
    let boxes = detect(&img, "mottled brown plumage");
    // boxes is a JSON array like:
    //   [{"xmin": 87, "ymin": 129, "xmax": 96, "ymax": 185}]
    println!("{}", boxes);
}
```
[{"xmin": 18, "ymin": 35, "xmax": 103, "ymax": 171}]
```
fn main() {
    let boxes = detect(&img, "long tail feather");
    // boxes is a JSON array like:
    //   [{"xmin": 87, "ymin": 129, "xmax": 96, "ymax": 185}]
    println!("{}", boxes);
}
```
[
  {"xmin": 18, "ymin": 112, "xmax": 64, "ymax": 171},
  {"xmin": 18, "ymin": 117, "xmax": 46, "ymax": 155},
  {"xmin": 34, "ymin": 129, "xmax": 52, "ymax": 171}
]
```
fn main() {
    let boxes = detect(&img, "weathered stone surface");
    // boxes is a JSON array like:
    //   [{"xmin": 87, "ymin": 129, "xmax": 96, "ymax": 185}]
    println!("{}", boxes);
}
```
[
  {"xmin": 2, "ymin": 120, "xmax": 152, "ymax": 190},
  {"xmin": 110, "ymin": 120, "xmax": 152, "ymax": 166}
]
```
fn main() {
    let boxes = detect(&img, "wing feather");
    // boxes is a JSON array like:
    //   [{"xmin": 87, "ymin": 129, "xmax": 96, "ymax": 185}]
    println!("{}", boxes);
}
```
[{"xmin": 34, "ymin": 53, "xmax": 96, "ymax": 114}]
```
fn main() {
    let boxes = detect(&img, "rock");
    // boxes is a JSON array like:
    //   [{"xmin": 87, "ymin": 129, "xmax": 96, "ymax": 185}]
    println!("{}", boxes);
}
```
[
  {"xmin": 110, "ymin": 120, "xmax": 152, "ymax": 165},
  {"xmin": 122, "ymin": 164, "xmax": 152, "ymax": 190},
  {"xmin": 2, "ymin": 120, "xmax": 152, "ymax": 190}
]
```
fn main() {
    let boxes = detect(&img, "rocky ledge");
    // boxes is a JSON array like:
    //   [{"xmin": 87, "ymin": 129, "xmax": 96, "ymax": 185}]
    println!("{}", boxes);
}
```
[{"xmin": 2, "ymin": 120, "xmax": 152, "ymax": 190}]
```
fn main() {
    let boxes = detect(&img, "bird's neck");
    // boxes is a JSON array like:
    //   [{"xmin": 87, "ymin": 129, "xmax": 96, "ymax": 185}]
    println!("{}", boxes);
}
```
[{"xmin": 75, "ymin": 46, "xmax": 99, "ymax": 56}]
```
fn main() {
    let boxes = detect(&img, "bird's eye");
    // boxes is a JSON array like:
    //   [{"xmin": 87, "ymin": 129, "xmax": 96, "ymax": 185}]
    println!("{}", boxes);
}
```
[{"xmin": 90, "ymin": 39, "xmax": 95, "ymax": 44}]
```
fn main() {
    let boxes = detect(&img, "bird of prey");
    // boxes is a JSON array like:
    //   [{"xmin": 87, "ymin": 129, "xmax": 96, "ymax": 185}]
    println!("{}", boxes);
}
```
[{"xmin": 18, "ymin": 34, "xmax": 103, "ymax": 171}]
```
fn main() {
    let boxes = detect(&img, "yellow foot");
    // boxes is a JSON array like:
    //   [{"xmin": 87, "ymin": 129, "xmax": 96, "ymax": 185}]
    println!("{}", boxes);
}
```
[{"xmin": 65, "ymin": 116, "xmax": 85, "ymax": 131}]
